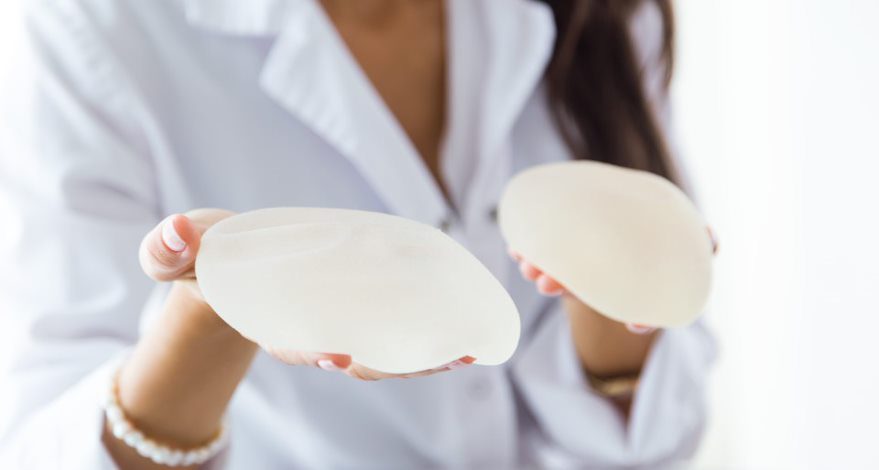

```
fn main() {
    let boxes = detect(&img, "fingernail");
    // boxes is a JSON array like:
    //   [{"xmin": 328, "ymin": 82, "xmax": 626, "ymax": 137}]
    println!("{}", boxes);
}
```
[
  {"xmin": 537, "ymin": 277, "xmax": 563, "ymax": 297},
  {"xmin": 538, "ymin": 287, "xmax": 561, "ymax": 297},
  {"xmin": 626, "ymin": 323, "xmax": 656, "ymax": 335},
  {"xmin": 446, "ymin": 360, "xmax": 471, "ymax": 370},
  {"xmin": 317, "ymin": 359, "xmax": 342, "ymax": 371},
  {"xmin": 519, "ymin": 262, "xmax": 538, "ymax": 279},
  {"xmin": 707, "ymin": 227, "xmax": 719, "ymax": 254},
  {"xmin": 162, "ymin": 217, "xmax": 186, "ymax": 252}
]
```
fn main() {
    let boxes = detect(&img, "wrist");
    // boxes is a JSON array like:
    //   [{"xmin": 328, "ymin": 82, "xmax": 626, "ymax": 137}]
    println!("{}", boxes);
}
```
[
  {"xmin": 168, "ymin": 282, "xmax": 249, "ymax": 345},
  {"xmin": 115, "ymin": 283, "xmax": 257, "ymax": 448},
  {"xmin": 564, "ymin": 296, "xmax": 657, "ymax": 378}
]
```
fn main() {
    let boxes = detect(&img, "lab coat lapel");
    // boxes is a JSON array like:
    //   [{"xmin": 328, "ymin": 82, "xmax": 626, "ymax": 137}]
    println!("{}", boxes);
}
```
[
  {"xmin": 478, "ymin": 1, "xmax": 556, "ymax": 161},
  {"xmin": 460, "ymin": 0, "xmax": 556, "ymax": 223},
  {"xmin": 185, "ymin": 0, "xmax": 450, "ymax": 226}
]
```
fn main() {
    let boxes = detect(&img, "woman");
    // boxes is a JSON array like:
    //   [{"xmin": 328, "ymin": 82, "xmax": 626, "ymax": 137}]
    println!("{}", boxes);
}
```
[{"xmin": 0, "ymin": 0, "xmax": 716, "ymax": 468}]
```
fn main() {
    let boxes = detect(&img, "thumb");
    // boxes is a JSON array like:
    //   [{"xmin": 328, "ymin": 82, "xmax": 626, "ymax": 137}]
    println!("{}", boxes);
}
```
[{"xmin": 139, "ymin": 214, "xmax": 202, "ymax": 282}]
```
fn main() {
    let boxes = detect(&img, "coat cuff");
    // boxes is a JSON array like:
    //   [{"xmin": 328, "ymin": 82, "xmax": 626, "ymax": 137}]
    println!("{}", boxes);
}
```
[
  {"xmin": 1, "ymin": 350, "xmax": 230, "ymax": 469},
  {"xmin": 1, "ymin": 351, "xmax": 124, "ymax": 469}
]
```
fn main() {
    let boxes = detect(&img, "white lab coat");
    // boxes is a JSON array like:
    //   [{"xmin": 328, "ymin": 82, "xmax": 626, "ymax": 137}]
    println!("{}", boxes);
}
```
[{"xmin": 0, "ymin": 0, "xmax": 716, "ymax": 468}]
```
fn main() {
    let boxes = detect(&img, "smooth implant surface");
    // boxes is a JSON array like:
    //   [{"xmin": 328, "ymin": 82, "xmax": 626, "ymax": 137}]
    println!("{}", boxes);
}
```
[
  {"xmin": 498, "ymin": 161, "xmax": 713, "ymax": 327},
  {"xmin": 196, "ymin": 208, "xmax": 520, "ymax": 374}
]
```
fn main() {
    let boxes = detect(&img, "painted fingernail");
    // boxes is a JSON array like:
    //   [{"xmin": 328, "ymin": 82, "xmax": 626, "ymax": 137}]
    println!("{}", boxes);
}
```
[
  {"xmin": 537, "ymin": 276, "xmax": 563, "ymax": 297},
  {"xmin": 162, "ymin": 217, "xmax": 186, "ymax": 252},
  {"xmin": 317, "ymin": 359, "xmax": 342, "ymax": 371},
  {"xmin": 446, "ymin": 360, "xmax": 471, "ymax": 370},
  {"xmin": 707, "ymin": 227, "xmax": 719, "ymax": 254},
  {"xmin": 507, "ymin": 247, "xmax": 522, "ymax": 261},
  {"xmin": 519, "ymin": 262, "xmax": 539, "ymax": 280},
  {"xmin": 626, "ymin": 323, "xmax": 656, "ymax": 335}
]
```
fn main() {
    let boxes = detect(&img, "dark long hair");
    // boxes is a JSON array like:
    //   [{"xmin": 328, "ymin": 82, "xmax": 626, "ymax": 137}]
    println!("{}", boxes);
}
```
[{"xmin": 538, "ymin": 0, "xmax": 680, "ymax": 184}]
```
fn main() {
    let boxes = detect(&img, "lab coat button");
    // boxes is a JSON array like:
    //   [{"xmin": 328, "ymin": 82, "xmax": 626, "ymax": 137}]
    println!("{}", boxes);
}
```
[
  {"xmin": 439, "ymin": 217, "xmax": 452, "ymax": 233},
  {"xmin": 488, "ymin": 206, "xmax": 499, "ymax": 222}
]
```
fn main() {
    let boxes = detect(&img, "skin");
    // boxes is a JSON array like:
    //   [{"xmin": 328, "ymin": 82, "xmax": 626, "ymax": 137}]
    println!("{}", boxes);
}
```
[{"xmin": 103, "ymin": 1, "xmax": 718, "ymax": 467}]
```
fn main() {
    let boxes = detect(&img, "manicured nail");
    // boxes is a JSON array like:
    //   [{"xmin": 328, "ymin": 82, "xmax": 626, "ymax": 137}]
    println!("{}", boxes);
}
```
[
  {"xmin": 446, "ymin": 360, "xmax": 470, "ymax": 370},
  {"xmin": 317, "ymin": 359, "xmax": 342, "ymax": 371},
  {"xmin": 537, "ymin": 276, "xmax": 563, "ymax": 297},
  {"xmin": 519, "ymin": 262, "xmax": 539, "ymax": 280},
  {"xmin": 162, "ymin": 217, "xmax": 186, "ymax": 252},
  {"xmin": 507, "ymin": 247, "xmax": 522, "ymax": 261},
  {"xmin": 626, "ymin": 323, "xmax": 656, "ymax": 335},
  {"xmin": 707, "ymin": 227, "xmax": 719, "ymax": 255}
]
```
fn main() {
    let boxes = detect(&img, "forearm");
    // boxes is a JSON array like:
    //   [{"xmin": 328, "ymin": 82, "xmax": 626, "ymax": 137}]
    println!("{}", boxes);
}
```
[
  {"xmin": 563, "ymin": 296, "xmax": 656, "ymax": 378},
  {"xmin": 103, "ymin": 284, "xmax": 258, "ymax": 469}
]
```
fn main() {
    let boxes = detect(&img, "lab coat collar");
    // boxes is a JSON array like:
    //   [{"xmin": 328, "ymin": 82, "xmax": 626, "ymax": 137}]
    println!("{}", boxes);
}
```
[{"xmin": 183, "ymin": 0, "xmax": 555, "ymax": 227}]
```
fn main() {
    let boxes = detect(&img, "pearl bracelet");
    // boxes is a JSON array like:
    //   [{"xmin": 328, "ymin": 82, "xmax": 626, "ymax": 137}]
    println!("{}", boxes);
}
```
[{"xmin": 103, "ymin": 365, "xmax": 229, "ymax": 467}]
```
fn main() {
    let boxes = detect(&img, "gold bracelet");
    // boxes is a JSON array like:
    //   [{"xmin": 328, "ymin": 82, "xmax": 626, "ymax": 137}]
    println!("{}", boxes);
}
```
[{"xmin": 586, "ymin": 372, "xmax": 641, "ymax": 399}]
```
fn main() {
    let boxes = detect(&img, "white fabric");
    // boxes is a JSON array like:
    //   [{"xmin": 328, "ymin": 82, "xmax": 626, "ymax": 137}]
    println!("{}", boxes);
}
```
[{"xmin": 0, "ymin": 0, "xmax": 716, "ymax": 468}]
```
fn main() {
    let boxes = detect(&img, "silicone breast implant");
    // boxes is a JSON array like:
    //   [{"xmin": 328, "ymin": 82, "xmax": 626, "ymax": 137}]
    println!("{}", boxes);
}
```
[
  {"xmin": 498, "ymin": 161, "xmax": 713, "ymax": 327},
  {"xmin": 196, "ymin": 207, "xmax": 521, "ymax": 374}
]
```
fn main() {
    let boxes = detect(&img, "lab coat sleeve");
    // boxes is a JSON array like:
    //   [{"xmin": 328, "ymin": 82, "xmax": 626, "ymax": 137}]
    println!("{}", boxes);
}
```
[
  {"xmin": 0, "ymin": 3, "xmax": 219, "ymax": 468},
  {"xmin": 511, "ymin": 301, "xmax": 716, "ymax": 468}
]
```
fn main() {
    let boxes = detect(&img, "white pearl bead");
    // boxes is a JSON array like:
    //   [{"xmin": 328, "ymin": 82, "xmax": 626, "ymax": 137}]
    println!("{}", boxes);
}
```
[
  {"xmin": 105, "ymin": 404, "xmax": 123, "ymax": 422},
  {"xmin": 111, "ymin": 420, "xmax": 131, "ymax": 439},
  {"xmin": 136, "ymin": 439, "xmax": 156, "ymax": 458},
  {"xmin": 167, "ymin": 450, "xmax": 184, "ymax": 466},
  {"xmin": 104, "ymin": 363, "xmax": 229, "ymax": 466},
  {"xmin": 151, "ymin": 447, "xmax": 170, "ymax": 465},
  {"xmin": 194, "ymin": 448, "xmax": 210, "ymax": 463},
  {"xmin": 123, "ymin": 430, "xmax": 143, "ymax": 447},
  {"xmin": 207, "ymin": 438, "xmax": 223, "ymax": 454},
  {"xmin": 182, "ymin": 452, "xmax": 198, "ymax": 466}
]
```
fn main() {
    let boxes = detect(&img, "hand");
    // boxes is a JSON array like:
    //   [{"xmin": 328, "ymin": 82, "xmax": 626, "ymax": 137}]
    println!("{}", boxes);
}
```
[
  {"xmin": 139, "ymin": 209, "xmax": 474, "ymax": 381},
  {"xmin": 507, "ymin": 248, "xmax": 655, "ymax": 334},
  {"xmin": 508, "ymin": 226, "xmax": 719, "ymax": 335}
]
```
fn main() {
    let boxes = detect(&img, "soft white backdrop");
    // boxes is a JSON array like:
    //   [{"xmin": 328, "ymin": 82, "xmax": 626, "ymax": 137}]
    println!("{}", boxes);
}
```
[
  {"xmin": 676, "ymin": 0, "xmax": 879, "ymax": 468},
  {"xmin": 1, "ymin": 1, "xmax": 877, "ymax": 469}
]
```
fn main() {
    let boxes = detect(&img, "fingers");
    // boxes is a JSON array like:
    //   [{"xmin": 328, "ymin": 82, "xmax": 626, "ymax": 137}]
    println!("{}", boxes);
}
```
[
  {"xmin": 508, "ymin": 247, "xmax": 523, "ymax": 262},
  {"xmin": 707, "ymin": 226, "xmax": 719, "ymax": 255},
  {"xmin": 346, "ymin": 356, "xmax": 476, "ymax": 381},
  {"xmin": 139, "ymin": 214, "xmax": 202, "ymax": 282},
  {"xmin": 625, "ymin": 323, "xmax": 657, "ymax": 335},
  {"xmin": 535, "ymin": 274, "xmax": 565, "ymax": 296},
  {"xmin": 139, "ymin": 209, "xmax": 237, "ymax": 283},
  {"xmin": 266, "ymin": 347, "xmax": 475, "ymax": 381},
  {"xmin": 510, "ymin": 248, "xmax": 566, "ymax": 297},
  {"xmin": 263, "ymin": 346, "xmax": 352, "ymax": 370},
  {"xmin": 314, "ymin": 353, "xmax": 352, "ymax": 371},
  {"xmin": 432, "ymin": 355, "xmax": 476, "ymax": 372},
  {"xmin": 518, "ymin": 260, "xmax": 541, "ymax": 281},
  {"xmin": 510, "ymin": 247, "xmax": 658, "ymax": 335}
]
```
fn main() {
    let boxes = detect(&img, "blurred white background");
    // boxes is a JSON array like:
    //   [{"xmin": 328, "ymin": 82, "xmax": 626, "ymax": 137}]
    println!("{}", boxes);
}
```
[
  {"xmin": 676, "ymin": 0, "xmax": 879, "ymax": 468},
  {"xmin": 0, "ymin": 0, "xmax": 876, "ymax": 468},
  {"xmin": 0, "ymin": 0, "xmax": 24, "ymax": 388}
]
